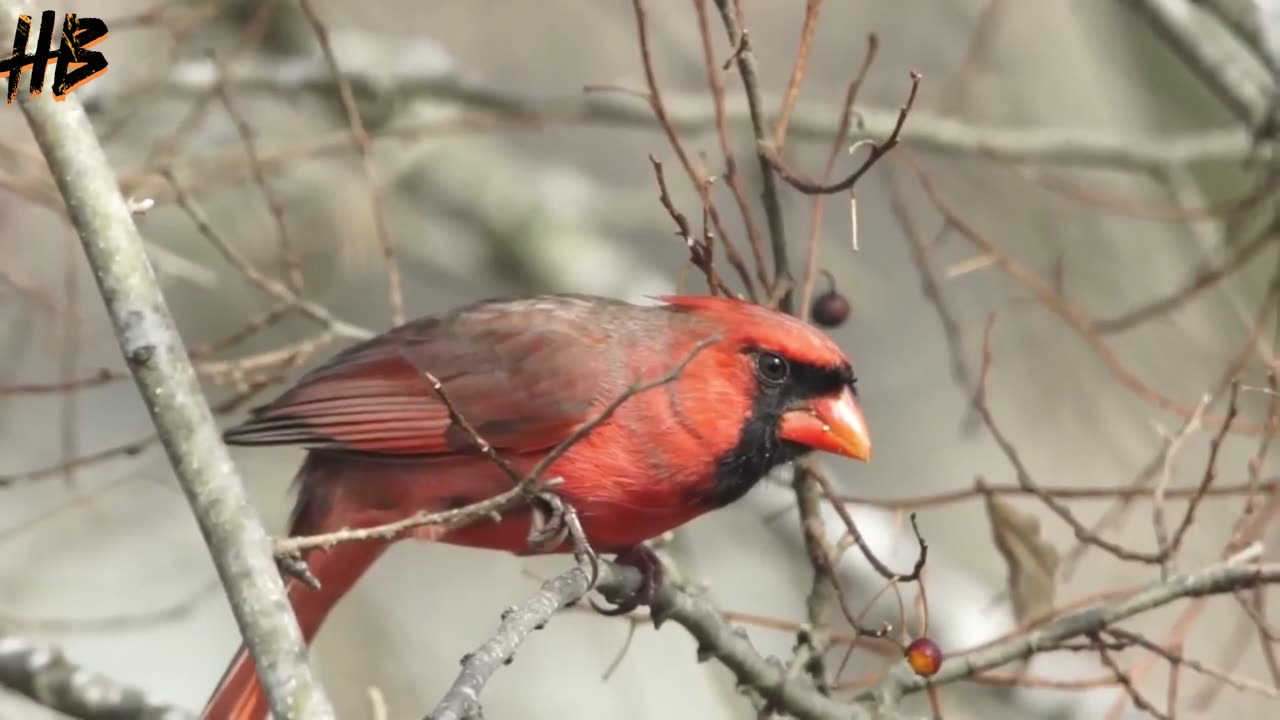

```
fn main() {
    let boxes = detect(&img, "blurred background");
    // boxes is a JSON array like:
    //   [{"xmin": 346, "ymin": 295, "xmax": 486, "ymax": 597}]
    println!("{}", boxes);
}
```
[{"xmin": 2, "ymin": 0, "xmax": 1279, "ymax": 718}]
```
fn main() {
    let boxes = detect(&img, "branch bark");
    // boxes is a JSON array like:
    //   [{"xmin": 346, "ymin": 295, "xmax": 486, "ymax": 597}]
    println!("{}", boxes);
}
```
[
  {"xmin": 1, "ymin": 1, "xmax": 336, "ymax": 717},
  {"xmin": 0, "ymin": 632, "xmax": 194, "ymax": 720},
  {"xmin": 1129, "ymin": 0, "xmax": 1276, "ymax": 128},
  {"xmin": 425, "ymin": 564, "xmax": 645, "ymax": 720}
]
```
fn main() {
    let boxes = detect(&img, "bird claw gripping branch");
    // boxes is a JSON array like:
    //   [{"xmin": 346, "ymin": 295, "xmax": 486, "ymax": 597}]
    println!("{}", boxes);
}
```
[
  {"xmin": 591, "ymin": 544, "xmax": 666, "ymax": 618},
  {"xmin": 528, "ymin": 488, "xmax": 604, "ymax": 590}
]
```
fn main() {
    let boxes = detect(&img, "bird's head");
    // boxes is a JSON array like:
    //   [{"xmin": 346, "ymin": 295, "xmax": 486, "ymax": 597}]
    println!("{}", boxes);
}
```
[{"xmin": 660, "ymin": 295, "xmax": 870, "ymax": 504}]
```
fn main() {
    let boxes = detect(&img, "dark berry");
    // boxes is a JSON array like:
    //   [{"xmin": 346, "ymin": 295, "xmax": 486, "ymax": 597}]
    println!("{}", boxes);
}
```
[{"xmin": 811, "ymin": 290, "xmax": 850, "ymax": 328}]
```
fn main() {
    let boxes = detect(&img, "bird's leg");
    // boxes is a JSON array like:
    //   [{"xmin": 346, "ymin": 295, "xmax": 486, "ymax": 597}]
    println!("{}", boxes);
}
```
[
  {"xmin": 526, "ymin": 489, "xmax": 570, "ymax": 552},
  {"xmin": 527, "ymin": 489, "xmax": 602, "ymax": 589},
  {"xmin": 591, "ymin": 544, "xmax": 665, "ymax": 617}
]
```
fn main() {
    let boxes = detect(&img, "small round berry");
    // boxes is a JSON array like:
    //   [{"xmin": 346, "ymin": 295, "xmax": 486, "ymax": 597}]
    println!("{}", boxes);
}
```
[
  {"xmin": 905, "ymin": 637, "xmax": 943, "ymax": 677},
  {"xmin": 811, "ymin": 290, "xmax": 850, "ymax": 328}
]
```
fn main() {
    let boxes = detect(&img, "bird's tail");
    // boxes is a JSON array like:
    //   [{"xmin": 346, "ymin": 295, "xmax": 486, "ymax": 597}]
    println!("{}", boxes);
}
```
[
  {"xmin": 201, "ymin": 464, "xmax": 390, "ymax": 720},
  {"xmin": 201, "ymin": 537, "xmax": 387, "ymax": 720}
]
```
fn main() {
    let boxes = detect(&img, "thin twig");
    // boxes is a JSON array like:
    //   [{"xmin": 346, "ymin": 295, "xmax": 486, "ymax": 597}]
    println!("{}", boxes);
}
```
[
  {"xmin": 296, "ymin": 0, "xmax": 404, "ymax": 325},
  {"xmin": 762, "ymin": 71, "xmax": 921, "ymax": 197},
  {"xmin": 875, "ymin": 561, "xmax": 1280, "ymax": 698},
  {"xmin": 1091, "ymin": 632, "xmax": 1170, "ymax": 719},
  {"xmin": 798, "ymin": 35, "xmax": 880, "ymax": 317},
  {"xmin": 771, "ymin": 0, "xmax": 824, "ymax": 149},
  {"xmin": 162, "ymin": 169, "xmax": 371, "ymax": 340},
  {"xmin": 714, "ymin": 0, "xmax": 793, "ymax": 307}
]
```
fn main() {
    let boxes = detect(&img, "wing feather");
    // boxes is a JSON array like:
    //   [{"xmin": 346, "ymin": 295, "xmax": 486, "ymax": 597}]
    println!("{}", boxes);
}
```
[{"xmin": 224, "ymin": 298, "xmax": 620, "ymax": 456}]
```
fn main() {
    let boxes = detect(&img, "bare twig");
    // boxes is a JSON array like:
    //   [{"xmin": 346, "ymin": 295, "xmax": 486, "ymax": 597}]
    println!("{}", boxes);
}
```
[
  {"xmin": 832, "ymin": 477, "xmax": 1277, "ymax": 510},
  {"xmin": 296, "ymin": 0, "xmax": 404, "ymax": 325},
  {"xmin": 771, "ymin": 0, "xmax": 824, "ymax": 149},
  {"xmin": 798, "ymin": 35, "xmax": 880, "ymax": 317},
  {"xmin": 162, "ymin": 169, "xmax": 371, "ymax": 340},
  {"xmin": 714, "ymin": 0, "xmax": 793, "ymax": 306},
  {"xmin": 974, "ymin": 315, "xmax": 1244, "ymax": 569},
  {"xmin": 762, "ymin": 72, "xmax": 921, "ymax": 197},
  {"xmin": 873, "ymin": 561, "xmax": 1280, "ymax": 699},
  {"xmin": 1152, "ymin": 395, "xmax": 1211, "ymax": 580},
  {"xmin": 692, "ymin": 0, "xmax": 765, "ymax": 297},
  {"xmin": 1091, "ymin": 632, "xmax": 1170, "ymax": 719},
  {"xmin": 812, "ymin": 468, "xmax": 928, "ymax": 583}
]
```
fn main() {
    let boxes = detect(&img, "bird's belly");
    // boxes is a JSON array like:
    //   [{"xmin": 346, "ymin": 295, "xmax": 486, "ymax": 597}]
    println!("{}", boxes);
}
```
[
  {"xmin": 432, "ymin": 455, "xmax": 712, "ymax": 555},
  {"xmin": 435, "ymin": 485, "xmax": 705, "ymax": 555}
]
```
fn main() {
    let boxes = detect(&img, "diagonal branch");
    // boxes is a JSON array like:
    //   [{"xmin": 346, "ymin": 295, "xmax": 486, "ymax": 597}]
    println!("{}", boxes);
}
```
[
  {"xmin": 0, "ymin": 1, "xmax": 337, "ymax": 717},
  {"xmin": 0, "ymin": 632, "xmax": 195, "ymax": 720}
]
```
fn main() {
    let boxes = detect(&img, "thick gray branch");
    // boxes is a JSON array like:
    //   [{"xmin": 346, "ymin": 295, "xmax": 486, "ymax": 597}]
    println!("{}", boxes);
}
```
[
  {"xmin": 426, "ymin": 561, "xmax": 881, "ymax": 720},
  {"xmin": 1130, "ymin": 0, "xmax": 1276, "ymax": 127},
  {"xmin": 1, "ymin": 1, "xmax": 336, "ymax": 717},
  {"xmin": 0, "ymin": 633, "xmax": 194, "ymax": 720}
]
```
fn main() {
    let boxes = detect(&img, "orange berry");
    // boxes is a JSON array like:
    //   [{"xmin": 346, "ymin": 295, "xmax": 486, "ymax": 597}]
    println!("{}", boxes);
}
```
[{"xmin": 905, "ymin": 637, "xmax": 943, "ymax": 676}]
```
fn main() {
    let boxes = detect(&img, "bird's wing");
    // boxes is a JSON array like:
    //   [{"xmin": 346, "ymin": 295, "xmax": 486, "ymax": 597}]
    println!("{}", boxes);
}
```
[{"xmin": 223, "ymin": 299, "xmax": 619, "ymax": 456}]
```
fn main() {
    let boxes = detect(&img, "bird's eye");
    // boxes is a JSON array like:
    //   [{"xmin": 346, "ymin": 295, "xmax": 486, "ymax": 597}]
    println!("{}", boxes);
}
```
[{"xmin": 755, "ymin": 352, "xmax": 790, "ymax": 384}]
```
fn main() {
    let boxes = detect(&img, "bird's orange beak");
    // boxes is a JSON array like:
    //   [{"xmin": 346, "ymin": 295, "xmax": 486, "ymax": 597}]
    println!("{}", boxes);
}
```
[{"xmin": 779, "ymin": 386, "xmax": 871, "ymax": 462}]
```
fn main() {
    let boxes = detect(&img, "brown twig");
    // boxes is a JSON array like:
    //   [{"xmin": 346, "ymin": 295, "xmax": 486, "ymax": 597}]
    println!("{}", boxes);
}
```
[
  {"xmin": 911, "ymin": 157, "xmax": 1264, "ymax": 432},
  {"xmin": 692, "ymin": 0, "xmax": 765, "ymax": 298},
  {"xmin": 973, "ymin": 315, "xmax": 1239, "ymax": 567},
  {"xmin": 714, "ymin": 0, "xmax": 792, "ymax": 306},
  {"xmin": 797, "ymin": 35, "xmax": 880, "ymax": 318},
  {"xmin": 1093, "ymin": 221, "xmax": 1277, "ymax": 334},
  {"xmin": 832, "ymin": 476, "xmax": 1277, "ymax": 511},
  {"xmin": 162, "ymin": 169, "xmax": 370, "ymax": 340},
  {"xmin": 296, "ymin": 0, "xmax": 404, "ymax": 325},
  {"xmin": 762, "ymin": 71, "xmax": 920, "ymax": 198},
  {"xmin": 811, "ymin": 467, "xmax": 928, "ymax": 583},
  {"xmin": 649, "ymin": 156, "xmax": 734, "ymax": 297},
  {"xmin": 771, "ymin": 0, "xmax": 824, "ymax": 149},
  {"xmin": 1091, "ymin": 632, "xmax": 1170, "ymax": 719},
  {"xmin": 213, "ymin": 55, "xmax": 304, "ymax": 293}
]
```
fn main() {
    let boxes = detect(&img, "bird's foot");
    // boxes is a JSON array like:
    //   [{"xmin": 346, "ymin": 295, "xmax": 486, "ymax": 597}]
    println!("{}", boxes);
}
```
[
  {"xmin": 527, "ymin": 488, "xmax": 602, "ymax": 589},
  {"xmin": 592, "ymin": 544, "xmax": 665, "ymax": 617},
  {"xmin": 526, "ymin": 489, "xmax": 571, "ymax": 552}
]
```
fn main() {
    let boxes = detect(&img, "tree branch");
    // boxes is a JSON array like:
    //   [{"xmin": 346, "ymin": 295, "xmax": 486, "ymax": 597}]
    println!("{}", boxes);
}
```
[
  {"xmin": 1129, "ymin": 0, "xmax": 1276, "ymax": 129},
  {"xmin": 869, "ymin": 560, "xmax": 1280, "ymax": 701},
  {"xmin": 71, "ymin": 45, "xmax": 1266, "ymax": 213},
  {"xmin": 1, "ymin": 1, "xmax": 336, "ymax": 717},
  {"xmin": 425, "ymin": 564, "xmax": 646, "ymax": 720},
  {"xmin": 0, "ymin": 632, "xmax": 195, "ymax": 720}
]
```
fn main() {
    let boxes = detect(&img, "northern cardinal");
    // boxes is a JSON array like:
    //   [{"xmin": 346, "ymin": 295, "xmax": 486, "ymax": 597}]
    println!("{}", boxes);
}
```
[{"xmin": 203, "ymin": 293, "xmax": 870, "ymax": 720}]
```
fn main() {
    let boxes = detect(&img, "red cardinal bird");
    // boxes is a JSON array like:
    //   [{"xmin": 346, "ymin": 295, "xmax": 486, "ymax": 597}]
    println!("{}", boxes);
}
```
[{"xmin": 203, "ymin": 294, "xmax": 870, "ymax": 720}]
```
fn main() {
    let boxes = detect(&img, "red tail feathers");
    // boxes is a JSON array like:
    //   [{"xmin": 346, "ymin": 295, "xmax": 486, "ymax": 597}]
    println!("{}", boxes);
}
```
[{"xmin": 200, "ymin": 538, "xmax": 387, "ymax": 720}]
